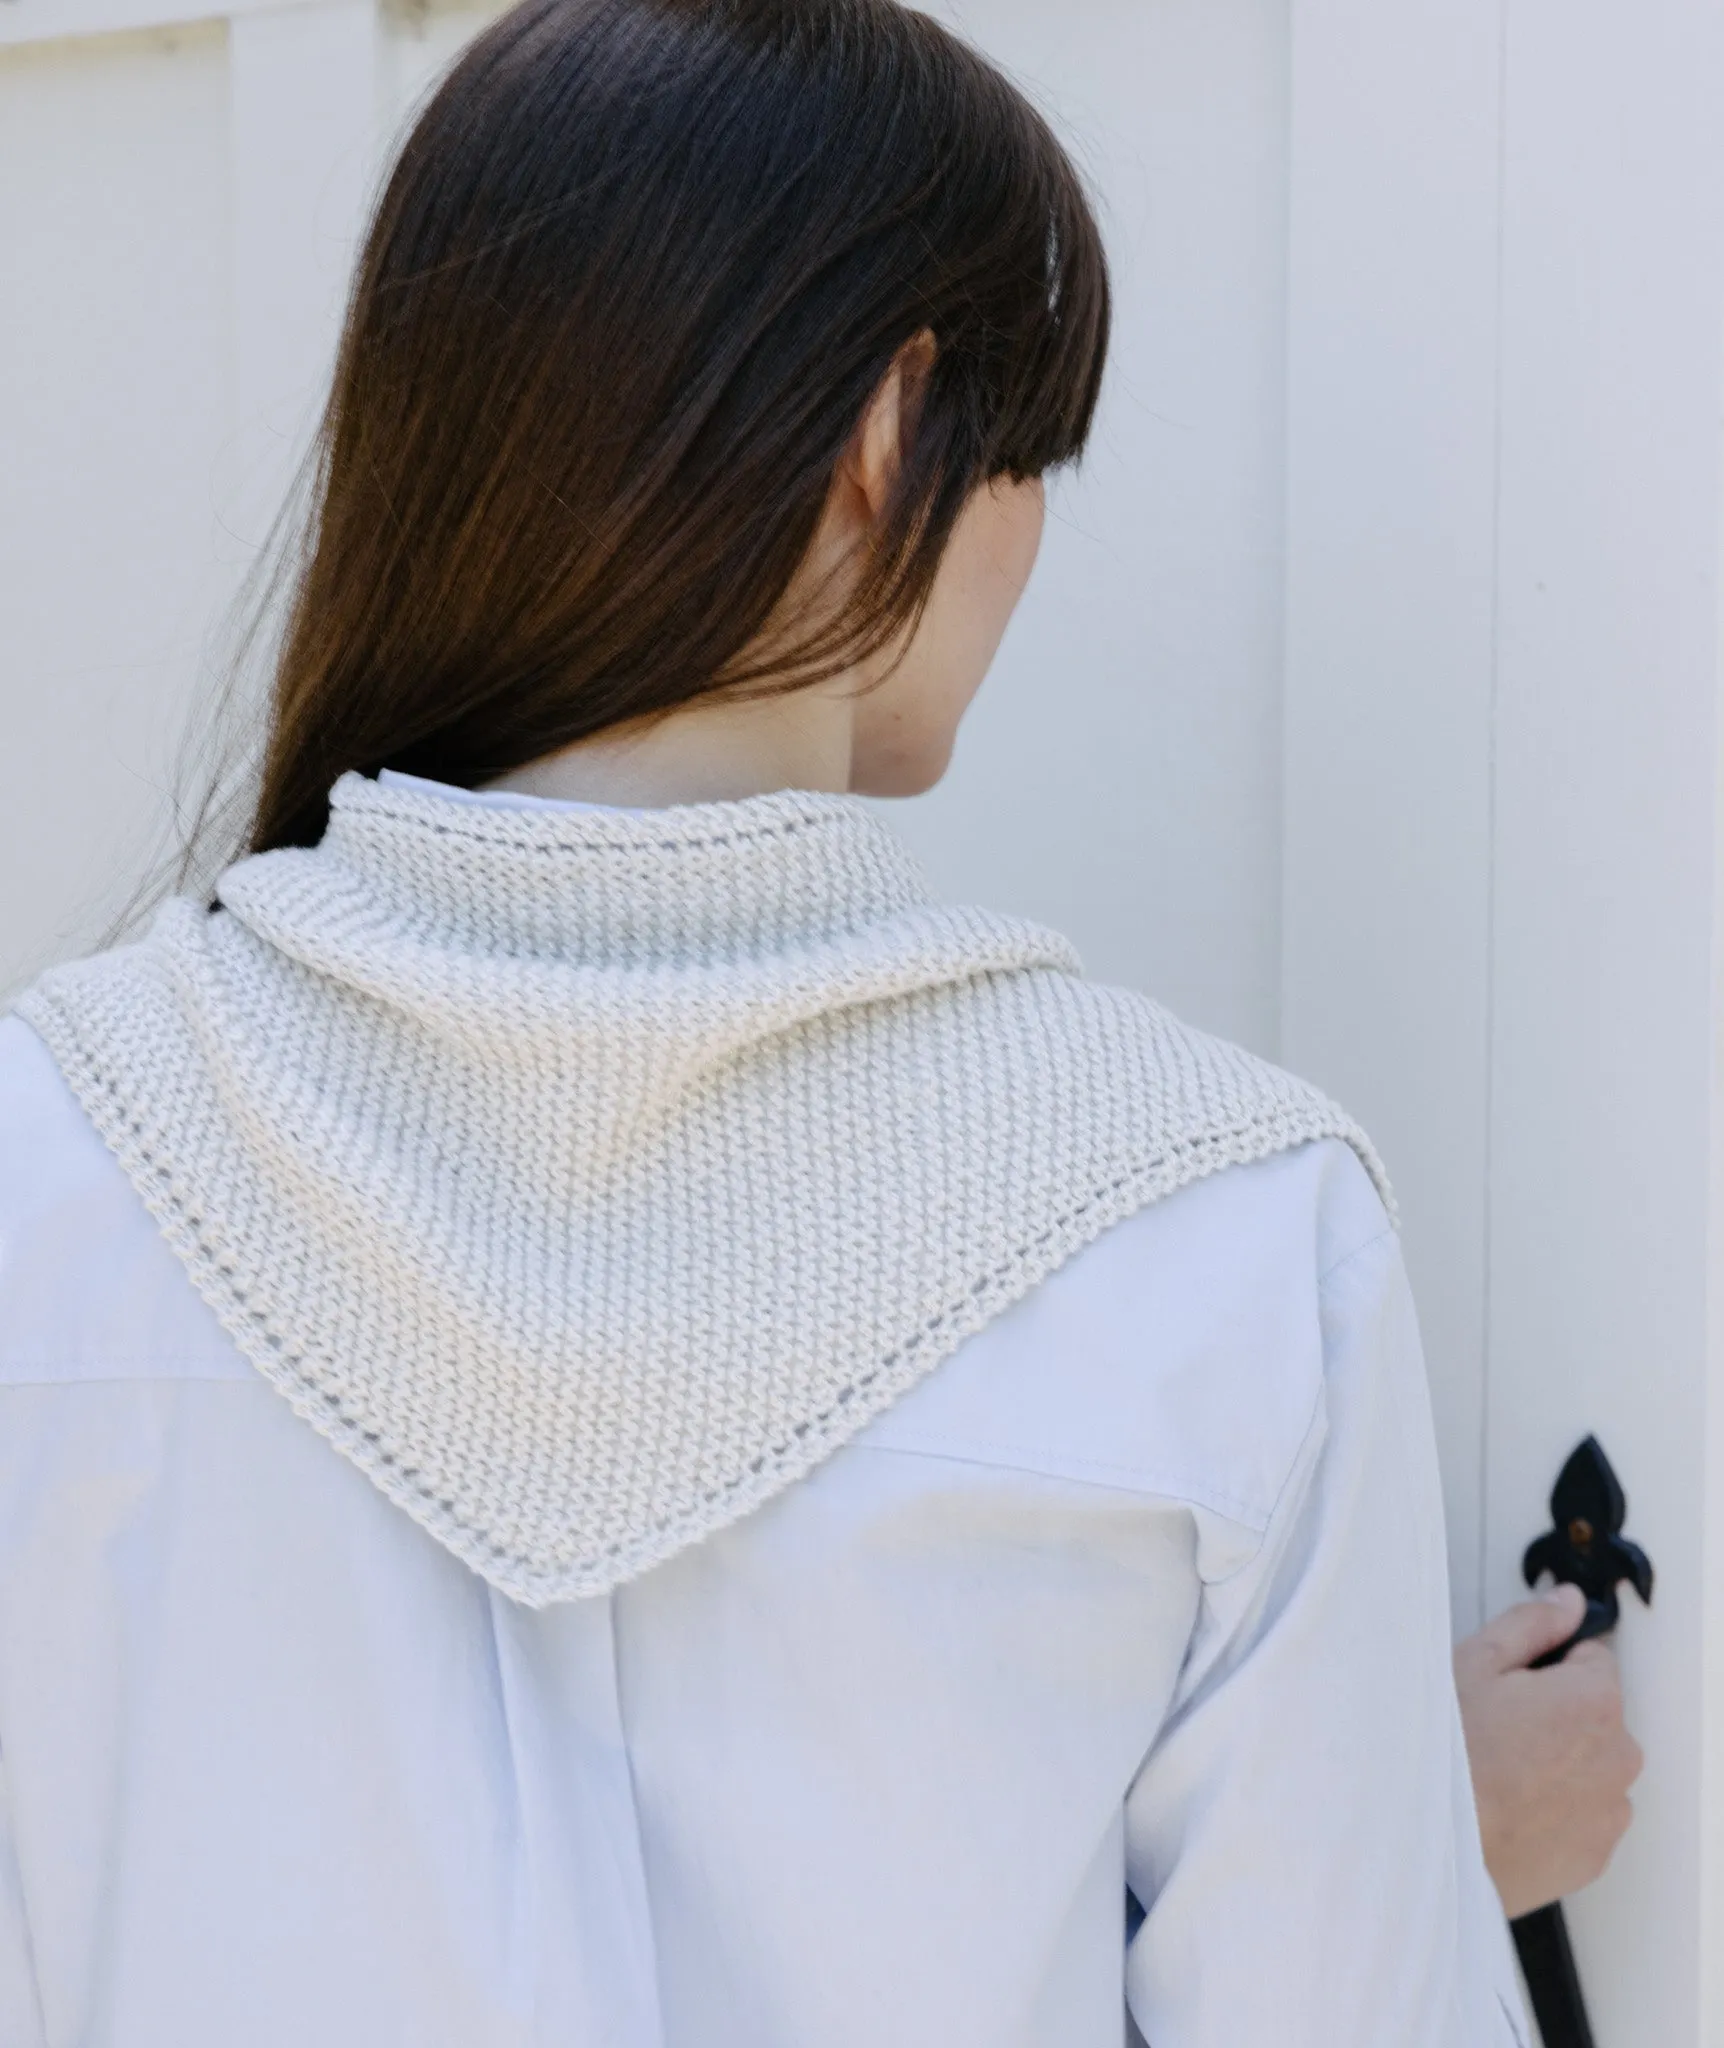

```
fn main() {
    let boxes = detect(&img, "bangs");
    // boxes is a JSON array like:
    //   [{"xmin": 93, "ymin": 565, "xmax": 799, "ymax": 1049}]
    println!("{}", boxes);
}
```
[
  {"xmin": 990, "ymin": 193, "xmax": 1112, "ymax": 480},
  {"xmin": 988, "ymin": 140, "xmax": 1112, "ymax": 480},
  {"xmin": 934, "ymin": 39, "xmax": 1111, "ymax": 483}
]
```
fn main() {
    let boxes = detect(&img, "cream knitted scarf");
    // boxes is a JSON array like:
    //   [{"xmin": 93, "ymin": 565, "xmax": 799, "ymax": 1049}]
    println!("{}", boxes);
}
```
[{"xmin": 19, "ymin": 773, "xmax": 1390, "ymax": 1604}]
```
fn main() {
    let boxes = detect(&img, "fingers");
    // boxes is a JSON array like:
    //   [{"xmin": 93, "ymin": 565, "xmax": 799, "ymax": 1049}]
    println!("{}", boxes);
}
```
[
  {"xmin": 1553, "ymin": 1789, "xmax": 1636, "ymax": 1902},
  {"xmin": 1564, "ymin": 1729, "xmax": 1640, "ymax": 1890},
  {"xmin": 1531, "ymin": 1654, "xmax": 1638, "ymax": 1818},
  {"xmin": 1557, "ymin": 1639, "xmax": 1627, "ymax": 1724},
  {"xmin": 1458, "ymin": 1596, "xmax": 1644, "ymax": 1914},
  {"xmin": 1570, "ymin": 1655, "xmax": 1644, "ymax": 1794},
  {"xmin": 1455, "ymin": 1585, "xmax": 1586, "ymax": 1679}
]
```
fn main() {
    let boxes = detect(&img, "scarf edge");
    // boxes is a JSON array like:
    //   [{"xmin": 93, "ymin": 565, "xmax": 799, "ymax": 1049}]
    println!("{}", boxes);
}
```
[{"xmin": 17, "ymin": 972, "xmax": 1393, "ymax": 1608}]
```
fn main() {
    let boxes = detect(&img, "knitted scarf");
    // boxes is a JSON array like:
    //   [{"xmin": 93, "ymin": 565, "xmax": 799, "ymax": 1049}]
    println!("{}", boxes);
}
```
[{"xmin": 18, "ymin": 773, "xmax": 1390, "ymax": 1604}]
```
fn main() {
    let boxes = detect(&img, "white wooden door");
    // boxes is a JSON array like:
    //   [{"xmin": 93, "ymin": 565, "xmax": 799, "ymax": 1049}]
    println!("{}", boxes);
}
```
[{"xmin": 1281, "ymin": 3, "xmax": 1724, "ymax": 2040}]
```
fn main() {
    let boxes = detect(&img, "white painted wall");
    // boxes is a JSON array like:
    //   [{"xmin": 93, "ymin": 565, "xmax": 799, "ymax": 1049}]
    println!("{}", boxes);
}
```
[{"xmin": 4, "ymin": 2, "xmax": 1723, "ymax": 2040}]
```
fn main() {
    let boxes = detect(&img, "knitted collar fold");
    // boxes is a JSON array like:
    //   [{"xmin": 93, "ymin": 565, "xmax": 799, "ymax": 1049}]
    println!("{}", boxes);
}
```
[{"xmin": 20, "ymin": 771, "xmax": 1389, "ymax": 1603}]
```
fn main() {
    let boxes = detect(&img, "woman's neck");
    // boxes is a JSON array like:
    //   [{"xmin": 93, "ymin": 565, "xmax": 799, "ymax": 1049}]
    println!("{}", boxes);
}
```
[{"xmin": 483, "ymin": 682, "xmax": 856, "ymax": 809}]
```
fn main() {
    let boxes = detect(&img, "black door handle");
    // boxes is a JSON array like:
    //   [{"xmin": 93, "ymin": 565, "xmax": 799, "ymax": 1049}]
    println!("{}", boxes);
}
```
[{"xmin": 1509, "ymin": 1436, "xmax": 1653, "ymax": 2048}]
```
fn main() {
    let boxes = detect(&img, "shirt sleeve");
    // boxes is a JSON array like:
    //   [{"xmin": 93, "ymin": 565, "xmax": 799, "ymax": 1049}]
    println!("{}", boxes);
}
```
[
  {"xmin": 1122, "ymin": 1224, "xmax": 1531, "ymax": 2047},
  {"xmin": 0, "ymin": 1752, "xmax": 45, "ymax": 2048}
]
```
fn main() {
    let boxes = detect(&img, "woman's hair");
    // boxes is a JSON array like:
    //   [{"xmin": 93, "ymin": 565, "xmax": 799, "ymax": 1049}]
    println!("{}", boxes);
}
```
[{"xmin": 246, "ymin": 0, "xmax": 1110, "ymax": 854}]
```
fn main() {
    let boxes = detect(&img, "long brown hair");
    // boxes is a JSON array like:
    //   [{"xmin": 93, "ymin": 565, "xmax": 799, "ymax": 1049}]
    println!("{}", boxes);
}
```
[{"xmin": 247, "ymin": 0, "xmax": 1110, "ymax": 855}]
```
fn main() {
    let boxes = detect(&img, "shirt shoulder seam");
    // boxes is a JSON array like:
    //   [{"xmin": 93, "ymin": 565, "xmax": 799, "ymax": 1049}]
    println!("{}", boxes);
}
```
[
  {"xmin": 1317, "ymin": 1221, "xmax": 1397, "ymax": 1289},
  {"xmin": 850, "ymin": 1435, "xmax": 1275, "ymax": 1530}
]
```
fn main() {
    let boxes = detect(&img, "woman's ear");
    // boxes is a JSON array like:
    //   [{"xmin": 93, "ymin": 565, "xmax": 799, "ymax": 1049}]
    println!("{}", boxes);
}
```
[{"xmin": 848, "ymin": 329, "xmax": 938, "ymax": 523}]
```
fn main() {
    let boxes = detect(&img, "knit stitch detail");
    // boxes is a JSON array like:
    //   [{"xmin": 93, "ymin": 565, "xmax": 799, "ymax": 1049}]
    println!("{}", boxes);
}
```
[{"xmin": 17, "ymin": 773, "xmax": 1393, "ymax": 1605}]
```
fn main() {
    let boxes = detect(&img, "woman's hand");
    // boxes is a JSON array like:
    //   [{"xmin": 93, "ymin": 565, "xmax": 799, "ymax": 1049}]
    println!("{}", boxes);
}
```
[{"xmin": 1454, "ymin": 1585, "xmax": 1644, "ymax": 1919}]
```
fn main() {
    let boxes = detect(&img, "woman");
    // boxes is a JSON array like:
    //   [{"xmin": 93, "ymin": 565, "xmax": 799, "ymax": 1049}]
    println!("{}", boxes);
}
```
[{"xmin": 0, "ymin": 1, "xmax": 1542, "ymax": 2040}]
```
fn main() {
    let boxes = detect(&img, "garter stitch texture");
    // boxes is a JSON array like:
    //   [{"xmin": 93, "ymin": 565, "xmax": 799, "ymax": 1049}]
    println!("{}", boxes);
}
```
[{"xmin": 18, "ymin": 773, "xmax": 1392, "ymax": 1605}]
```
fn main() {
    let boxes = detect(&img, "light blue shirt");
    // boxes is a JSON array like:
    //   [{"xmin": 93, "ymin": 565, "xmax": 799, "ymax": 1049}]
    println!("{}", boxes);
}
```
[{"xmin": 0, "ymin": 777, "xmax": 1528, "ymax": 2046}]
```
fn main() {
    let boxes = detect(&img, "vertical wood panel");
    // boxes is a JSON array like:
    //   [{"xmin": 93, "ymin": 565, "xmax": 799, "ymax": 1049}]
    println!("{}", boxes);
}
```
[
  {"xmin": 0, "ymin": 25, "xmax": 230, "ymax": 997},
  {"xmin": 1282, "ymin": 0, "xmax": 1505, "ymax": 1632},
  {"xmin": 227, "ymin": 0, "xmax": 383, "ymax": 550},
  {"xmin": 1487, "ymin": 3, "xmax": 1724, "ymax": 2033},
  {"xmin": 1707, "ymin": 582, "xmax": 1724, "ymax": 2048}
]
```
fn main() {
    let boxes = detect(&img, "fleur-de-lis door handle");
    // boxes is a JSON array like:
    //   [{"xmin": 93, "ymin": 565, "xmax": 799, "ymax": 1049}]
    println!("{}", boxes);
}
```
[
  {"xmin": 1511, "ymin": 1435, "xmax": 1653, "ymax": 2047},
  {"xmin": 1521, "ymin": 1435, "xmax": 1654, "ymax": 1666}
]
